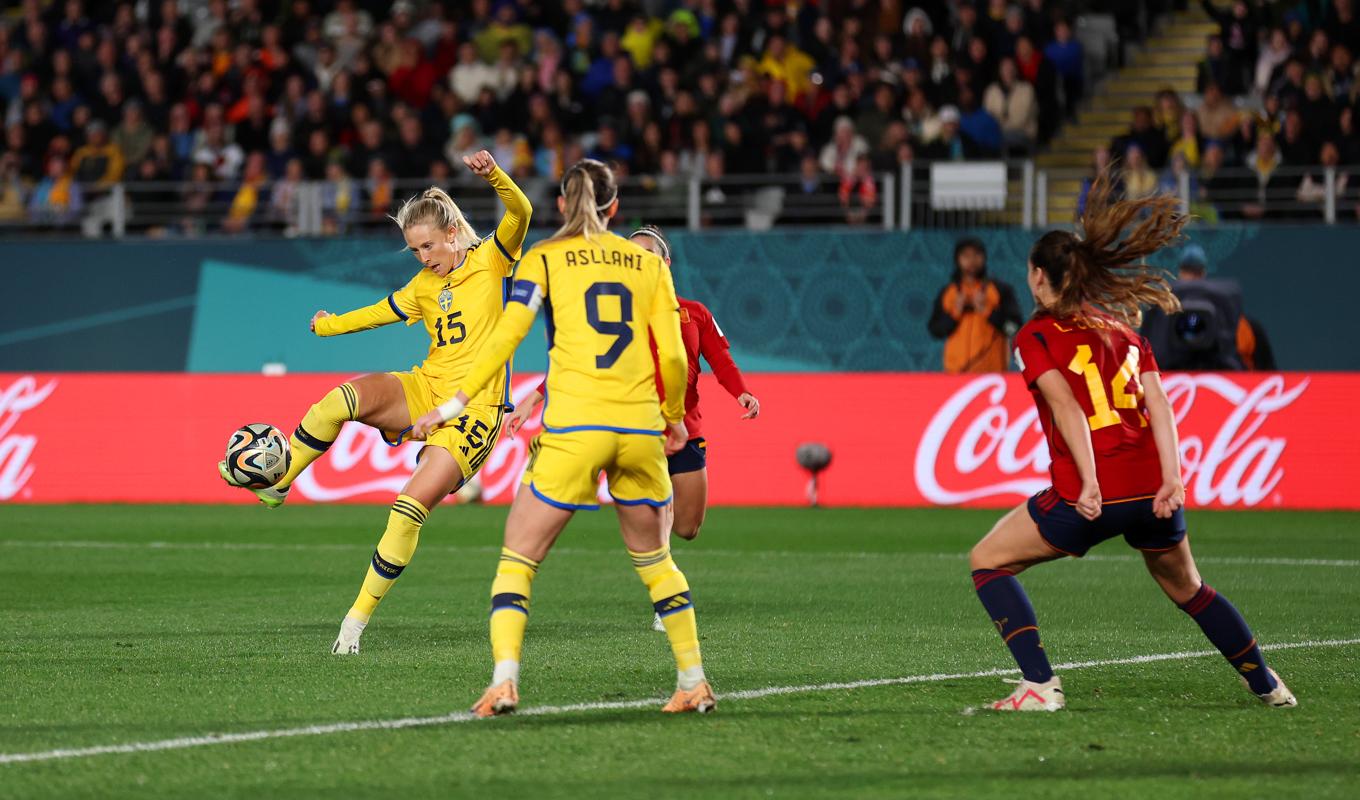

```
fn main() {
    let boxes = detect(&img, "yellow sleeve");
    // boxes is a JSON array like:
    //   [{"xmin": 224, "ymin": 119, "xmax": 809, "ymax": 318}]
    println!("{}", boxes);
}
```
[
  {"xmin": 312, "ymin": 298, "xmax": 403, "ymax": 336},
  {"xmin": 314, "ymin": 274, "xmax": 420, "ymax": 336},
  {"xmin": 649, "ymin": 259, "xmax": 687, "ymax": 424},
  {"xmin": 485, "ymin": 166, "xmax": 532, "ymax": 277},
  {"xmin": 457, "ymin": 254, "xmax": 545, "ymax": 398}
]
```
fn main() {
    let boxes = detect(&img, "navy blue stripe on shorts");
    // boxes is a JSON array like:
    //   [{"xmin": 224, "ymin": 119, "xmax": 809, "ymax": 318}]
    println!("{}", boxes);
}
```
[{"xmin": 667, "ymin": 437, "xmax": 707, "ymax": 475}]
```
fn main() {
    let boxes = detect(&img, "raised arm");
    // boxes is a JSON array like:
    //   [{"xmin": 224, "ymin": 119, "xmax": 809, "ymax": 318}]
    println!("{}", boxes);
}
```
[
  {"xmin": 462, "ymin": 151, "xmax": 532, "ymax": 273},
  {"xmin": 1034, "ymin": 370, "xmax": 1102, "ymax": 520},
  {"xmin": 1141, "ymin": 371, "xmax": 1186, "ymax": 519}
]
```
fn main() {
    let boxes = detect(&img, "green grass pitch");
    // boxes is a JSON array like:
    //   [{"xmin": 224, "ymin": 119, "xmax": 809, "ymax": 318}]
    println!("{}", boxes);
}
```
[{"xmin": 1, "ymin": 504, "xmax": 1357, "ymax": 798}]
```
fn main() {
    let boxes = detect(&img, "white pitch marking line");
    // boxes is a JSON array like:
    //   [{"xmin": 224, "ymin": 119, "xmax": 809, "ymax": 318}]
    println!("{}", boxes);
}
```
[
  {"xmin": 3, "ymin": 539, "xmax": 1356, "ymax": 568},
  {"xmin": 2, "ymin": 637, "xmax": 1357, "ymax": 766}
]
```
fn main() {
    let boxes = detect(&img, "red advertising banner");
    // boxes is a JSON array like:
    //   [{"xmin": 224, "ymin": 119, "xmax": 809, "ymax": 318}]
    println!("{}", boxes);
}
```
[{"xmin": 0, "ymin": 372, "xmax": 1353, "ymax": 508}]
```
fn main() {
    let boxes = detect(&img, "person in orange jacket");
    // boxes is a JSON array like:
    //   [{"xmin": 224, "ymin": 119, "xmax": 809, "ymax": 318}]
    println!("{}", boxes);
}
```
[{"xmin": 928, "ymin": 237, "xmax": 1024, "ymax": 373}]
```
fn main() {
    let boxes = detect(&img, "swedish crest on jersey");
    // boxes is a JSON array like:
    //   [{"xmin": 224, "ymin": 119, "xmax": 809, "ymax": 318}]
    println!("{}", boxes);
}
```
[{"xmin": 438, "ymin": 288, "xmax": 453, "ymax": 312}]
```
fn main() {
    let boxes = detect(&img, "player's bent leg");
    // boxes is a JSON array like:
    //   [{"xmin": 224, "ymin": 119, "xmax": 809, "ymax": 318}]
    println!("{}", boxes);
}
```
[
  {"xmin": 970, "ymin": 502, "xmax": 1067, "ymax": 711},
  {"xmin": 618, "ymin": 503, "xmax": 714, "ymax": 713},
  {"xmin": 669, "ymin": 468, "xmax": 708, "ymax": 541},
  {"xmin": 332, "ymin": 448, "xmax": 460, "ymax": 655},
  {"xmin": 473, "ymin": 486, "xmax": 574, "ymax": 718},
  {"xmin": 1143, "ymin": 540, "xmax": 1295, "ymax": 706}
]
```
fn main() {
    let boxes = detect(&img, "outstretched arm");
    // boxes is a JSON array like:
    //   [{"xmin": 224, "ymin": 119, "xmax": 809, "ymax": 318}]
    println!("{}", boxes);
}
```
[
  {"xmin": 1035, "ymin": 370, "xmax": 1102, "ymax": 521},
  {"xmin": 312, "ymin": 298, "xmax": 403, "ymax": 336}
]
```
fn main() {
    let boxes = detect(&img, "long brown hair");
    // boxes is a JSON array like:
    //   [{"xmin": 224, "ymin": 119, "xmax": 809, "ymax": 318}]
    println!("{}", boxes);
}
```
[
  {"xmin": 1030, "ymin": 173, "xmax": 1184, "ymax": 327},
  {"xmin": 545, "ymin": 158, "xmax": 617, "ymax": 243}
]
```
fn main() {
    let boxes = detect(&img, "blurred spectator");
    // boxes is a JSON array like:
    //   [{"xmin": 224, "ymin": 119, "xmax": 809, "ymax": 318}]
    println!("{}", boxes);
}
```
[
  {"xmin": 1171, "ymin": 110, "xmax": 1204, "ymax": 167},
  {"xmin": 838, "ymin": 153, "xmax": 878, "ymax": 225},
  {"xmin": 1243, "ymin": 134, "xmax": 1285, "ymax": 219},
  {"xmin": 28, "ymin": 155, "xmax": 83, "ymax": 224},
  {"xmin": 927, "ymin": 237, "xmax": 1023, "ymax": 373},
  {"xmin": 957, "ymin": 88, "xmax": 1003, "ymax": 156},
  {"xmin": 113, "ymin": 102, "xmax": 154, "ymax": 167},
  {"xmin": 70, "ymin": 120, "xmax": 124, "ymax": 189},
  {"xmin": 1195, "ymin": 83, "xmax": 1241, "ymax": 142},
  {"xmin": 1196, "ymin": 34, "xmax": 1244, "ymax": 96},
  {"xmin": 1078, "ymin": 147, "xmax": 1119, "ymax": 215},
  {"xmin": 321, "ymin": 159, "xmax": 355, "ymax": 233},
  {"xmin": 1042, "ymin": 19, "xmax": 1083, "ymax": 116},
  {"xmin": 1122, "ymin": 144, "xmax": 1159, "ymax": 200},
  {"xmin": 224, "ymin": 151, "xmax": 268, "ymax": 233},
  {"xmin": 1255, "ymin": 28, "xmax": 1293, "ymax": 96},
  {"xmin": 270, "ymin": 158, "xmax": 305, "ymax": 235},
  {"xmin": 0, "ymin": 153, "xmax": 27, "ymax": 222},
  {"xmin": 1111, "ymin": 107, "xmax": 1169, "ymax": 169},
  {"xmin": 984, "ymin": 57, "xmax": 1038, "ymax": 152},
  {"xmin": 819, "ymin": 117, "xmax": 869, "ymax": 178},
  {"xmin": 1200, "ymin": 1, "xmax": 1258, "ymax": 93}
]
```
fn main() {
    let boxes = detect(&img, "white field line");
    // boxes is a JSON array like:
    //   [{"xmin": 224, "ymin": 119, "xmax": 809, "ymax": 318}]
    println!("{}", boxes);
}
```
[
  {"xmin": 1, "ymin": 637, "xmax": 1357, "ymax": 766},
  {"xmin": 1, "ymin": 539, "xmax": 1356, "ymax": 568}
]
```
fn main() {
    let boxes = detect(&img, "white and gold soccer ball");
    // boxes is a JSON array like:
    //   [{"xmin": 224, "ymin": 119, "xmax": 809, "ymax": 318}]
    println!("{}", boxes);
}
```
[{"xmin": 224, "ymin": 423, "xmax": 291, "ymax": 488}]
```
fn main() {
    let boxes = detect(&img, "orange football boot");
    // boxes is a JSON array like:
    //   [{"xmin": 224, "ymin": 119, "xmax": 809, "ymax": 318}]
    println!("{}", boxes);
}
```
[
  {"xmin": 470, "ymin": 680, "xmax": 519, "ymax": 718},
  {"xmin": 662, "ymin": 681, "xmax": 716, "ymax": 714}
]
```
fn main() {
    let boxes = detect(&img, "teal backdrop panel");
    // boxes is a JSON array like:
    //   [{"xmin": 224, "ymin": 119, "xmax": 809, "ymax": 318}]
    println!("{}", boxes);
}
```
[{"xmin": 0, "ymin": 225, "xmax": 1341, "ymax": 371}]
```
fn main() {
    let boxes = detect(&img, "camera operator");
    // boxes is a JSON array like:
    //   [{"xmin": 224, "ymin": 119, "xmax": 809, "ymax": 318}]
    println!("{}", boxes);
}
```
[{"xmin": 1141, "ymin": 244, "xmax": 1275, "ymax": 370}]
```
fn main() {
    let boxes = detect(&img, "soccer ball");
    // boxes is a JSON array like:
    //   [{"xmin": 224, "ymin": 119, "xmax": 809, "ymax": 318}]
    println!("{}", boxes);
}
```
[{"xmin": 225, "ymin": 423, "xmax": 291, "ymax": 488}]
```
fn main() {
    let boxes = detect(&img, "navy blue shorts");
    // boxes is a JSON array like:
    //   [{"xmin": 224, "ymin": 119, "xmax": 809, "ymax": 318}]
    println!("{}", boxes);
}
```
[
  {"xmin": 667, "ymin": 437, "xmax": 707, "ymax": 475},
  {"xmin": 1027, "ymin": 488, "xmax": 1186, "ymax": 557}
]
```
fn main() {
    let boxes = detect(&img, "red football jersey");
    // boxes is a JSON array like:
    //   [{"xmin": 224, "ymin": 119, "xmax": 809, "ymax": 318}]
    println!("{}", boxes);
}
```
[
  {"xmin": 534, "ymin": 298, "xmax": 749, "ymax": 441},
  {"xmin": 650, "ymin": 298, "xmax": 749, "ymax": 440},
  {"xmin": 1014, "ymin": 311, "xmax": 1162, "ymax": 501}
]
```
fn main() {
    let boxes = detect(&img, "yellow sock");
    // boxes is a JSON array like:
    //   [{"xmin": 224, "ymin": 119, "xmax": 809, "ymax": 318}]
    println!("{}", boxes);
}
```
[
  {"xmin": 489, "ymin": 548, "xmax": 539, "ymax": 684},
  {"xmin": 631, "ymin": 547, "xmax": 704, "ymax": 685},
  {"xmin": 346, "ymin": 494, "xmax": 426, "ymax": 623},
  {"xmin": 275, "ymin": 383, "xmax": 358, "ymax": 490}
]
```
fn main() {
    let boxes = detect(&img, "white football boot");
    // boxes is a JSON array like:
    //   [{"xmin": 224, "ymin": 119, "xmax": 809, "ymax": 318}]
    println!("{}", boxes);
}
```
[
  {"xmin": 990, "ymin": 676, "xmax": 1065, "ymax": 711},
  {"xmin": 652, "ymin": 613, "xmax": 666, "ymax": 632},
  {"xmin": 331, "ymin": 615, "xmax": 366, "ymax": 655},
  {"xmin": 218, "ymin": 460, "xmax": 290, "ymax": 508},
  {"xmin": 1248, "ymin": 668, "xmax": 1297, "ymax": 707}
]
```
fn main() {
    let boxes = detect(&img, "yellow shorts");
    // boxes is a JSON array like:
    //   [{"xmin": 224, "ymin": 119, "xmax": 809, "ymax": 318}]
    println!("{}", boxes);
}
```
[
  {"xmin": 522, "ymin": 430, "xmax": 672, "ymax": 510},
  {"xmin": 391, "ymin": 367, "xmax": 504, "ymax": 481}
]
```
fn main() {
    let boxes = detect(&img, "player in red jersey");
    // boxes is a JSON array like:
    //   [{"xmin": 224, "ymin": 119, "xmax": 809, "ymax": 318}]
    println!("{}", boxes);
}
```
[
  {"xmin": 968, "ymin": 177, "xmax": 1296, "ymax": 712},
  {"xmin": 506, "ymin": 225, "xmax": 760, "ymax": 628}
]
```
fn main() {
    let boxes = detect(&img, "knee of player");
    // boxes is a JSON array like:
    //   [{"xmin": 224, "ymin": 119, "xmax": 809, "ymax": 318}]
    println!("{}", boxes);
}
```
[
  {"xmin": 969, "ymin": 542, "xmax": 1003, "ymax": 572},
  {"xmin": 672, "ymin": 522, "xmax": 701, "ymax": 541}
]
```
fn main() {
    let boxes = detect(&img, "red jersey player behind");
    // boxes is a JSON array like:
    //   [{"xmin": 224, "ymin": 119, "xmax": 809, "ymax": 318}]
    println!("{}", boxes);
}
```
[
  {"xmin": 507, "ymin": 225, "xmax": 759, "ymax": 554},
  {"xmin": 968, "ymin": 175, "xmax": 1296, "ymax": 712}
]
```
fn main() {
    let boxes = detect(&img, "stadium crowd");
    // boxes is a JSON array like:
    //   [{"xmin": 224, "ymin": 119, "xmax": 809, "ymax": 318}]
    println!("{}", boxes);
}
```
[
  {"xmin": 0, "ymin": 0, "xmax": 1089, "ymax": 233},
  {"xmin": 1098, "ymin": 0, "xmax": 1360, "ymax": 221}
]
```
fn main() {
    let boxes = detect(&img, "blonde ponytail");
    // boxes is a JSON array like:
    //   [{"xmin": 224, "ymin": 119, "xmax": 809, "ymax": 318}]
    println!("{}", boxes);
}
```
[
  {"xmin": 546, "ymin": 158, "xmax": 616, "ymax": 243},
  {"xmin": 393, "ymin": 186, "xmax": 478, "ymax": 249}
]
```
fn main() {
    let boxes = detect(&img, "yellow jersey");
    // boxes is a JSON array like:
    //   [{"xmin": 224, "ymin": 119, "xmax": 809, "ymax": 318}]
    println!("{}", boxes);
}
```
[
  {"xmin": 457, "ymin": 230, "xmax": 687, "ymax": 433},
  {"xmin": 313, "ymin": 167, "xmax": 530, "ymax": 410}
]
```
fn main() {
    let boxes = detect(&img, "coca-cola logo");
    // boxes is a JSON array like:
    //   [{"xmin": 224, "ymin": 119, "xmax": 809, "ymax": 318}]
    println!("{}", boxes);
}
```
[
  {"xmin": 913, "ymin": 373, "xmax": 1308, "ymax": 508},
  {"xmin": 291, "ymin": 376, "xmax": 546, "ymax": 503},
  {"xmin": 1164, "ymin": 374, "xmax": 1307, "ymax": 507},
  {"xmin": 0, "ymin": 376, "xmax": 58, "ymax": 501}
]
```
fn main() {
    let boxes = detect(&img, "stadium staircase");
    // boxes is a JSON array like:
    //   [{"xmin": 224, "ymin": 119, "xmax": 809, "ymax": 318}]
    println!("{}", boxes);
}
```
[{"xmin": 1039, "ymin": 8, "xmax": 1218, "ymax": 223}]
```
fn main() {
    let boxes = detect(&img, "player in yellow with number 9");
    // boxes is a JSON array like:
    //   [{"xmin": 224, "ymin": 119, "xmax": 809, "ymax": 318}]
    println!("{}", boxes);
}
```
[{"xmin": 412, "ymin": 159, "xmax": 715, "ymax": 717}]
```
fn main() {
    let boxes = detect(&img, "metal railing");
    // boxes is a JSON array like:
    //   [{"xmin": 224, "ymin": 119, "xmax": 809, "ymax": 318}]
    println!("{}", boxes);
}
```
[{"xmin": 2, "ymin": 162, "xmax": 1355, "ymax": 238}]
